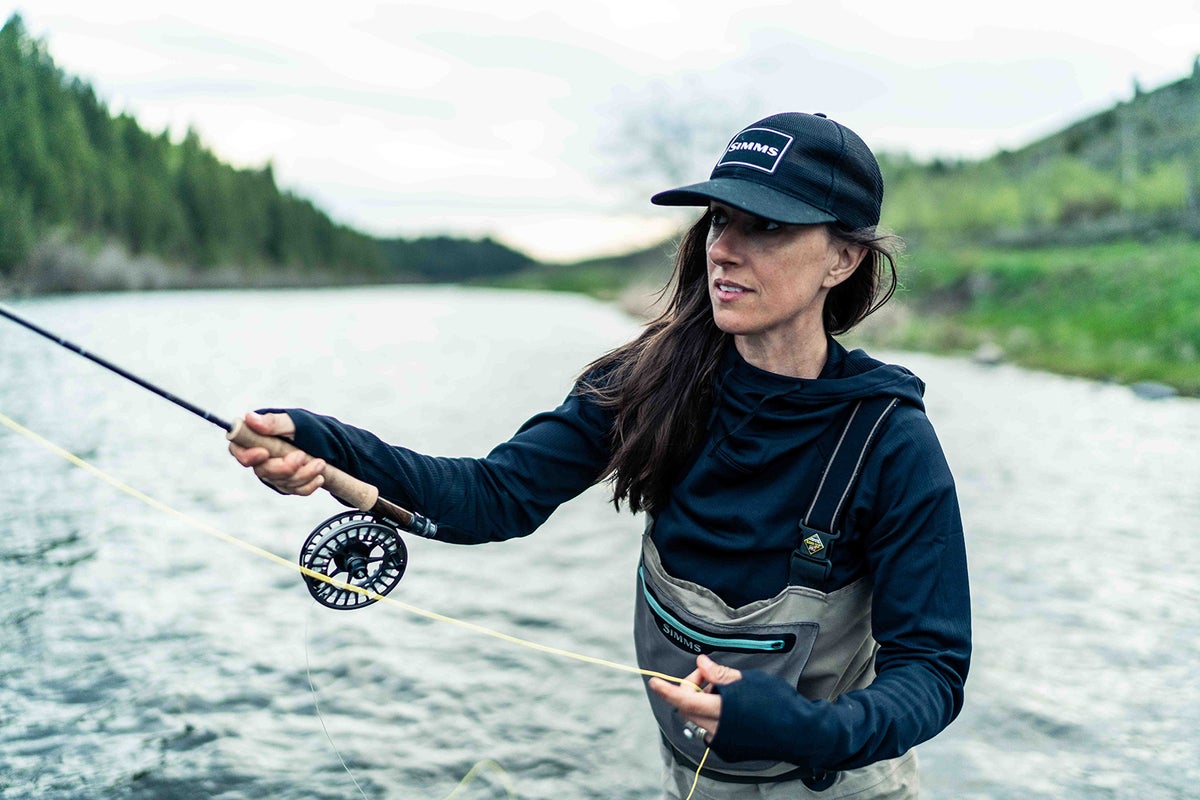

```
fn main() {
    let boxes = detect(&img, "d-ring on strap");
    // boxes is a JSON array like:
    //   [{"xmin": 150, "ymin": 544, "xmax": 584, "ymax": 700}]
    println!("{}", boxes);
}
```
[
  {"xmin": 786, "ymin": 395, "xmax": 898, "ymax": 793},
  {"xmin": 788, "ymin": 396, "xmax": 899, "ymax": 590}
]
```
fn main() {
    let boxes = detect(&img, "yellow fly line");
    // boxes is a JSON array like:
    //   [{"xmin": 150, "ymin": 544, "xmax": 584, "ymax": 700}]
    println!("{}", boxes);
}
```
[{"xmin": 0, "ymin": 408, "xmax": 712, "ymax": 799}]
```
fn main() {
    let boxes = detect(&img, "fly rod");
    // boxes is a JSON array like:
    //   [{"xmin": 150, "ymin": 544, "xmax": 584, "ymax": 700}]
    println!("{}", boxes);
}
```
[
  {"xmin": 1, "ymin": 303, "xmax": 235, "ymax": 430},
  {"xmin": 0, "ymin": 302, "xmax": 437, "ymax": 609}
]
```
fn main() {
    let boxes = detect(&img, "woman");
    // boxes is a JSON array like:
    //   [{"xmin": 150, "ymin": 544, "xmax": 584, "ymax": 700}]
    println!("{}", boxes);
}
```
[{"xmin": 231, "ymin": 112, "xmax": 970, "ymax": 799}]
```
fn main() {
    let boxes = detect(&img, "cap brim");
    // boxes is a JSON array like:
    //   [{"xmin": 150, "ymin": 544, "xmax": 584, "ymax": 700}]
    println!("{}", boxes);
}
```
[{"xmin": 651, "ymin": 178, "xmax": 836, "ymax": 225}]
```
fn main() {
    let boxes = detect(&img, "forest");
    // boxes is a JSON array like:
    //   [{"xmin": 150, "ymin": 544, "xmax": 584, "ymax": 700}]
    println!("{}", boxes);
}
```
[
  {"xmin": 0, "ymin": 14, "xmax": 531, "ymax": 291},
  {"xmin": 2, "ymin": 12, "xmax": 1197, "ymax": 392}
]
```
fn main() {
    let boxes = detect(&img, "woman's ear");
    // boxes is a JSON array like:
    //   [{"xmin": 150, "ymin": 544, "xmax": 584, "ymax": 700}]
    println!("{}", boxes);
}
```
[{"xmin": 824, "ymin": 241, "xmax": 868, "ymax": 289}]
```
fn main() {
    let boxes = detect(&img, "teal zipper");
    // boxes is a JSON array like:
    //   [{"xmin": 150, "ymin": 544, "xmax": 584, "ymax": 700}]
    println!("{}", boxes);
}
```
[{"xmin": 640, "ymin": 568, "xmax": 786, "ymax": 652}]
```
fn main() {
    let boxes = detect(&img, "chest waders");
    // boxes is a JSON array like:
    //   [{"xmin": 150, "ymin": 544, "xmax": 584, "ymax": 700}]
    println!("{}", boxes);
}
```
[{"xmin": 635, "ymin": 397, "xmax": 919, "ymax": 796}]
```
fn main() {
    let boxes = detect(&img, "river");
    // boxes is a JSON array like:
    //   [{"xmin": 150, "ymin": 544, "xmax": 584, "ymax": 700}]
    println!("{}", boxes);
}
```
[{"xmin": 0, "ymin": 286, "xmax": 1196, "ymax": 799}]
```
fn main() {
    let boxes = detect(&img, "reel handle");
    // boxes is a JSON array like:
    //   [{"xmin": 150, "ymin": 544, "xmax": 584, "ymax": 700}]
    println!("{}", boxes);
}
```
[{"xmin": 227, "ymin": 419, "xmax": 438, "ymax": 538}]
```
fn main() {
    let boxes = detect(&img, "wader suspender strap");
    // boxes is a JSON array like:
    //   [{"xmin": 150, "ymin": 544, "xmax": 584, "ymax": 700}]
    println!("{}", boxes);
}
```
[{"xmin": 789, "ymin": 396, "xmax": 899, "ymax": 590}]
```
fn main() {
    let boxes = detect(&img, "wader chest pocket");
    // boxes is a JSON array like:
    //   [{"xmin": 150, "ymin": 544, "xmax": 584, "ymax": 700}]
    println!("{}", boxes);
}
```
[
  {"xmin": 641, "ymin": 571, "xmax": 800, "ymax": 655},
  {"xmin": 635, "ymin": 566, "xmax": 821, "ymax": 777}
]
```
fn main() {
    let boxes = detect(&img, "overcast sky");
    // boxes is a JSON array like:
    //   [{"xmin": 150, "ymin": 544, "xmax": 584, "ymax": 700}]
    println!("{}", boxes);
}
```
[{"xmin": 9, "ymin": 1, "xmax": 1200, "ymax": 261}]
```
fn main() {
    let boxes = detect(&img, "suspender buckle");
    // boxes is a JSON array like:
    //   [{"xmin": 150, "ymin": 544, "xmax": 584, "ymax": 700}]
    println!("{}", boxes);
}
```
[
  {"xmin": 789, "ymin": 523, "xmax": 837, "ymax": 587},
  {"xmin": 789, "ymin": 396, "xmax": 899, "ymax": 591}
]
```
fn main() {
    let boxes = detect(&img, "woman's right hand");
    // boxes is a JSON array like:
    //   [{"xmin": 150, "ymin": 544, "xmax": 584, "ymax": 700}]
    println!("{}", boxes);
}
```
[{"xmin": 227, "ymin": 411, "xmax": 327, "ymax": 496}]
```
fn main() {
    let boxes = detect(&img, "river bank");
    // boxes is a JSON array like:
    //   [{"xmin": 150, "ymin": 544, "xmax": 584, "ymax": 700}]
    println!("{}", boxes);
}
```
[
  {"xmin": 879, "ymin": 236, "xmax": 1200, "ymax": 396},
  {"xmin": 4, "ymin": 233, "xmax": 1196, "ymax": 397},
  {"xmin": 485, "ymin": 234, "xmax": 1200, "ymax": 398},
  {"xmin": 0, "ymin": 235, "xmax": 420, "ymax": 296}
]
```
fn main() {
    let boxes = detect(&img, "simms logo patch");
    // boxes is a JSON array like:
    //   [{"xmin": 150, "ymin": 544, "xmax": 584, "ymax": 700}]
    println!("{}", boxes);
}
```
[{"xmin": 717, "ymin": 127, "xmax": 793, "ymax": 173}]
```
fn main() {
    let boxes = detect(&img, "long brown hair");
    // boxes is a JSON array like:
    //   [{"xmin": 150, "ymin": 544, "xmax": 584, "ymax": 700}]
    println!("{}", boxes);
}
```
[{"xmin": 580, "ymin": 209, "xmax": 902, "ymax": 514}]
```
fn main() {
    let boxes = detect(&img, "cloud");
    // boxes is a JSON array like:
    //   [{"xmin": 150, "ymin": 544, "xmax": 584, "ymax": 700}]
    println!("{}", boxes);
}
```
[{"xmin": 10, "ymin": 0, "xmax": 1199, "ymax": 260}]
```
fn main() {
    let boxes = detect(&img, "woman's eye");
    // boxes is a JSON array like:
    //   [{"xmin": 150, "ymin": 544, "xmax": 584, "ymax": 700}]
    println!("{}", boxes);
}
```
[{"xmin": 708, "ymin": 207, "xmax": 781, "ymax": 234}]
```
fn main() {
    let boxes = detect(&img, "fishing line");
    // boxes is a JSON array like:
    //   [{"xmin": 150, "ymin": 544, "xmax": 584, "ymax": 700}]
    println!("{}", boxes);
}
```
[
  {"xmin": 686, "ymin": 749, "xmax": 712, "ymax": 799},
  {"xmin": 0, "ymin": 409, "xmax": 699, "ymax": 687},
  {"xmin": 304, "ymin": 602, "xmax": 373, "ymax": 800},
  {"xmin": 0, "ymin": 409, "xmax": 711, "ymax": 797},
  {"xmin": 0, "ymin": 304, "xmax": 712, "ymax": 797},
  {"xmin": 303, "ymin": 601, "xmax": 518, "ymax": 800},
  {"xmin": 438, "ymin": 760, "xmax": 518, "ymax": 800},
  {"xmin": 0, "ymin": 304, "xmax": 679, "ymax": 675},
  {"xmin": 0, "ymin": 301, "xmax": 440, "ymax": 606}
]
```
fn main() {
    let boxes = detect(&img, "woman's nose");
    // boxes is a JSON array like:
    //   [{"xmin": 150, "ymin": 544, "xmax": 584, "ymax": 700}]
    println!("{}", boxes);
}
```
[{"xmin": 708, "ymin": 225, "xmax": 741, "ymax": 266}]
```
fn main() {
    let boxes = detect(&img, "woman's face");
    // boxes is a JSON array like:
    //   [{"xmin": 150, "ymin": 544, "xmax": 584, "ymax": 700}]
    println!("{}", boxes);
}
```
[{"xmin": 705, "ymin": 202, "xmax": 860, "ymax": 356}]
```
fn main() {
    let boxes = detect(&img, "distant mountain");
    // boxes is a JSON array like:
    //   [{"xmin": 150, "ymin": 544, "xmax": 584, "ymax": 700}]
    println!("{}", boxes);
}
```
[
  {"xmin": 1016, "ymin": 61, "xmax": 1200, "ymax": 177},
  {"xmin": 377, "ymin": 235, "xmax": 535, "ymax": 281},
  {"xmin": 545, "ymin": 59, "xmax": 1200, "ymax": 283},
  {"xmin": 880, "ymin": 60, "xmax": 1200, "ymax": 246},
  {"xmin": 5, "ymin": 7, "xmax": 1196, "ymax": 295}
]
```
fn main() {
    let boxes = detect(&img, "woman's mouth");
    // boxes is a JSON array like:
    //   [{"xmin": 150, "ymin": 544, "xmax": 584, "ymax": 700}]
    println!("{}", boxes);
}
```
[{"xmin": 714, "ymin": 280, "xmax": 750, "ymax": 300}]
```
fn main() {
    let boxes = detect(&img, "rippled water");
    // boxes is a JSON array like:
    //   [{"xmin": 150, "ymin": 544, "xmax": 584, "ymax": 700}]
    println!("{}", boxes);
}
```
[{"xmin": 0, "ymin": 287, "xmax": 1197, "ymax": 799}]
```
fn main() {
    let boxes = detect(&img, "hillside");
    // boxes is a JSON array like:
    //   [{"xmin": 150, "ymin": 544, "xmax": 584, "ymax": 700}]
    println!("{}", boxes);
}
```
[
  {"xmin": 876, "ymin": 66, "xmax": 1200, "ymax": 395},
  {"xmin": 0, "ymin": 14, "xmax": 536, "ymax": 293},
  {"xmin": 509, "ymin": 59, "xmax": 1200, "ymax": 282},
  {"xmin": 496, "ymin": 63, "xmax": 1200, "ymax": 394},
  {"xmin": 1, "ymin": 12, "xmax": 1195, "ymax": 392},
  {"xmin": 881, "ymin": 61, "xmax": 1200, "ymax": 246}
]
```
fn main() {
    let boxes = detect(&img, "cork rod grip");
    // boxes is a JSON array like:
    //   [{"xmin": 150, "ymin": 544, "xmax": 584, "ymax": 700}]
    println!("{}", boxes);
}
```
[{"xmin": 227, "ymin": 418, "xmax": 379, "ymax": 511}]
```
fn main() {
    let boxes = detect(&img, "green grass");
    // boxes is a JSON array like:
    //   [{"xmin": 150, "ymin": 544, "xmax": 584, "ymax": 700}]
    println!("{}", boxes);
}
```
[
  {"xmin": 866, "ymin": 237, "xmax": 1200, "ymax": 394},
  {"xmin": 479, "ymin": 234, "xmax": 1200, "ymax": 396}
]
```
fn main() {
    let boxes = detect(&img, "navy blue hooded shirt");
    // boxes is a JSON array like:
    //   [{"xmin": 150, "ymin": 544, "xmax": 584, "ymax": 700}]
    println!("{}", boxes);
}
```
[{"xmin": 278, "ymin": 338, "xmax": 970, "ymax": 773}]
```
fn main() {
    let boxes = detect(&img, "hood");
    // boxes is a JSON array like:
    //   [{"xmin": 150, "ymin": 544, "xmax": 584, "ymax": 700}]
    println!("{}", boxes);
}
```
[
  {"xmin": 709, "ymin": 338, "xmax": 924, "ymax": 474},
  {"xmin": 719, "ymin": 337, "xmax": 925, "ymax": 408}
]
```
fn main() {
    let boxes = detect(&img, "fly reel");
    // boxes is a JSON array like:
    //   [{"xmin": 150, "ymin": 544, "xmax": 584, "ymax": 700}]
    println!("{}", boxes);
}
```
[{"xmin": 299, "ymin": 511, "xmax": 408, "ymax": 610}]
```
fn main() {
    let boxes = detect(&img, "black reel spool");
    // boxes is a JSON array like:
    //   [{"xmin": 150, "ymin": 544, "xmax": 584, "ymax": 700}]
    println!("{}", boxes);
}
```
[{"xmin": 299, "ymin": 511, "xmax": 408, "ymax": 610}]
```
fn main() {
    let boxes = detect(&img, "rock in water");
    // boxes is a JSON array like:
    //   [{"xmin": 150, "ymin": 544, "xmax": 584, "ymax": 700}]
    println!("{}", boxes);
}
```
[
  {"xmin": 1130, "ymin": 381, "xmax": 1177, "ymax": 400},
  {"xmin": 972, "ymin": 342, "xmax": 1004, "ymax": 365}
]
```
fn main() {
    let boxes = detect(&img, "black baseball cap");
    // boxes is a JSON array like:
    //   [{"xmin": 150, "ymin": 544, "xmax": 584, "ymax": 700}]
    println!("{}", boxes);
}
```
[{"xmin": 650, "ymin": 112, "xmax": 883, "ymax": 230}]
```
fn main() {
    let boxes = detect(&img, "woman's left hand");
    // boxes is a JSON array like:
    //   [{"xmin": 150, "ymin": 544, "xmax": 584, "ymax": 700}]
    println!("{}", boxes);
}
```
[{"xmin": 648, "ymin": 654, "xmax": 743, "ymax": 742}]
